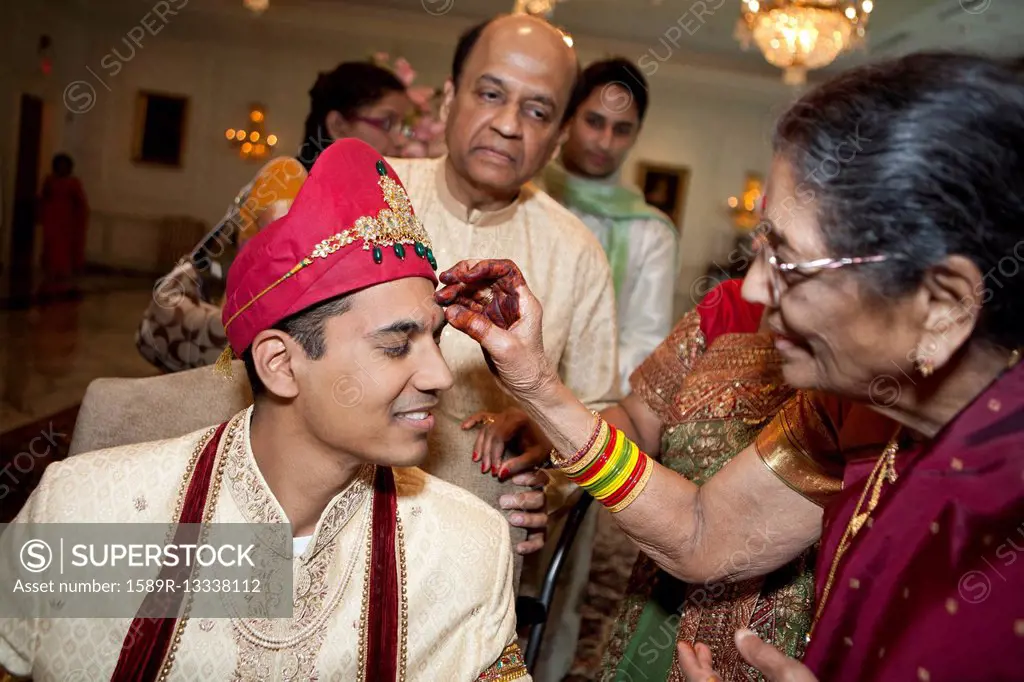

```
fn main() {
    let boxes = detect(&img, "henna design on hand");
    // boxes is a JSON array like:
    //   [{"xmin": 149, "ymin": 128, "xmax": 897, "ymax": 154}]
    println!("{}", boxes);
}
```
[
  {"xmin": 436, "ymin": 259, "xmax": 530, "ymax": 377},
  {"xmin": 436, "ymin": 259, "xmax": 524, "ymax": 330}
]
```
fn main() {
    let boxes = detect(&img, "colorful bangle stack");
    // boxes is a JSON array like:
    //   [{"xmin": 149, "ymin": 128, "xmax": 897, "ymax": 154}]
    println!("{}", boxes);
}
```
[{"xmin": 552, "ymin": 416, "xmax": 653, "ymax": 514}]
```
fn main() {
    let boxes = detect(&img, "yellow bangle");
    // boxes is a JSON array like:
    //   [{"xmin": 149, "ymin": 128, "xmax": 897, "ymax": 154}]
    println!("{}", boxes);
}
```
[
  {"xmin": 610, "ymin": 442, "xmax": 641, "ymax": 496},
  {"xmin": 591, "ymin": 440, "xmax": 638, "ymax": 500},
  {"xmin": 576, "ymin": 426, "xmax": 624, "ymax": 493},
  {"xmin": 607, "ymin": 456, "xmax": 654, "ymax": 514}
]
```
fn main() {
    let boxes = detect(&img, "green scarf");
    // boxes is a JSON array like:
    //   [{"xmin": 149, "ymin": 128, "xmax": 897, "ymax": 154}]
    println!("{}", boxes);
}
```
[{"xmin": 540, "ymin": 163, "xmax": 676, "ymax": 296}]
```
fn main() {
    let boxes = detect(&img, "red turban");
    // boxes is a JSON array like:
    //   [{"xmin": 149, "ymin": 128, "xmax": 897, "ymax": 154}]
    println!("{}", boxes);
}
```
[{"xmin": 221, "ymin": 139, "xmax": 437, "ymax": 358}]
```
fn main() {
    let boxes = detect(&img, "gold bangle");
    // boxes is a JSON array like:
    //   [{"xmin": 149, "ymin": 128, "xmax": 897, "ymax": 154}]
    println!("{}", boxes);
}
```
[
  {"xmin": 565, "ymin": 423, "xmax": 613, "ymax": 481},
  {"xmin": 565, "ymin": 419, "xmax": 610, "ymax": 477},
  {"xmin": 551, "ymin": 412, "xmax": 603, "ymax": 469},
  {"xmin": 562, "ymin": 419, "xmax": 610, "ymax": 476},
  {"xmin": 607, "ymin": 456, "xmax": 654, "ymax": 514}
]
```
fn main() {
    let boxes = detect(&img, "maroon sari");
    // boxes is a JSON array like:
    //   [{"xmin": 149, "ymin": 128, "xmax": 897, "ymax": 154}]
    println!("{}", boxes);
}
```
[{"xmin": 804, "ymin": 361, "xmax": 1024, "ymax": 680}]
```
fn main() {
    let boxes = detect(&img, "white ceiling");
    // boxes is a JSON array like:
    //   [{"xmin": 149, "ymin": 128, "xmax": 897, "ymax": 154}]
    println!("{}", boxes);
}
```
[
  {"xmin": 861, "ymin": 0, "xmax": 1024, "ymax": 61},
  {"xmin": 333, "ymin": 0, "xmax": 1020, "ymax": 67},
  {"xmin": 69, "ymin": 0, "xmax": 1024, "ymax": 80},
  {"xmin": 333, "ymin": 0, "xmax": 939, "ymax": 58}
]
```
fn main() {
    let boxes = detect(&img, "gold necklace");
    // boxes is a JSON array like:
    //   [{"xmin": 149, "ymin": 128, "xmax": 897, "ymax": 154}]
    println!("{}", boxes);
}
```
[
  {"xmin": 230, "ymin": 493, "xmax": 373, "ymax": 649},
  {"xmin": 809, "ymin": 429, "xmax": 901, "ymax": 637},
  {"xmin": 807, "ymin": 348, "xmax": 1021, "ymax": 640}
]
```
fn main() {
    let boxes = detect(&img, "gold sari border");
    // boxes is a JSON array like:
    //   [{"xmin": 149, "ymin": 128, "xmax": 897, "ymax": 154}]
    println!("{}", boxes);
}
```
[
  {"xmin": 673, "ymin": 332, "xmax": 790, "ymax": 423},
  {"xmin": 629, "ymin": 310, "xmax": 705, "ymax": 424},
  {"xmin": 754, "ymin": 411, "xmax": 842, "ymax": 507},
  {"xmin": 681, "ymin": 333, "xmax": 781, "ymax": 383},
  {"xmin": 477, "ymin": 642, "xmax": 528, "ymax": 681}
]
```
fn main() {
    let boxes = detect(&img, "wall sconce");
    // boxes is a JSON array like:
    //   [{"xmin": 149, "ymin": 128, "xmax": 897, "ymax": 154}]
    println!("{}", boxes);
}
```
[
  {"xmin": 512, "ymin": 0, "xmax": 557, "ymax": 17},
  {"xmin": 243, "ymin": 0, "xmax": 269, "ymax": 15},
  {"xmin": 727, "ymin": 174, "xmax": 764, "ymax": 232},
  {"xmin": 225, "ymin": 104, "xmax": 278, "ymax": 161}
]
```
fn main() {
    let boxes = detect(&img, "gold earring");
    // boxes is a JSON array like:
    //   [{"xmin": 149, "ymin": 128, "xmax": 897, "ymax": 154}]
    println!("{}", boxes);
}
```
[{"xmin": 918, "ymin": 358, "xmax": 934, "ymax": 378}]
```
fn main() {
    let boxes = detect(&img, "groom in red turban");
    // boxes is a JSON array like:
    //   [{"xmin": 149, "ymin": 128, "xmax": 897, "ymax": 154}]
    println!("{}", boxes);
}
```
[{"xmin": 0, "ymin": 139, "xmax": 528, "ymax": 682}]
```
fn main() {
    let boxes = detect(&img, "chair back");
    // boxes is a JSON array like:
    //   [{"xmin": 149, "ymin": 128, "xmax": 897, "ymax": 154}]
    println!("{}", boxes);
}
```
[{"xmin": 69, "ymin": 361, "xmax": 252, "ymax": 456}]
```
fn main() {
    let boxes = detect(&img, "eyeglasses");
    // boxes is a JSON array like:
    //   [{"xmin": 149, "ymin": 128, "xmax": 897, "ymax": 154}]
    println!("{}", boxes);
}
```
[
  {"xmin": 752, "ymin": 231, "xmax": 890, "ymax": 305},
  {"xmin": 353, "ymin": 115, "xmax": 413, "ymax": 139}
]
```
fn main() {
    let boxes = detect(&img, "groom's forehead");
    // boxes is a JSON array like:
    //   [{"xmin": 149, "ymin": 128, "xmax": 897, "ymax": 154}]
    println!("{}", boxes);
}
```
[{"xmin": 344, "ymin": 281, "xmax": 444, "ymax": 334}]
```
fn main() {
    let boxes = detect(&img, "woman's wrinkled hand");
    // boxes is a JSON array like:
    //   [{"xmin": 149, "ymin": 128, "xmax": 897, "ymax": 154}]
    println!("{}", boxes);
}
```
[
  {"xmin": 676, "ymin": 630, "xmax": 818, "ymax": 682},
  {"xmin": 435, "ymin": 259, "xmax": 558, "ymax": 402},
  {"xmin": 462, "ymin": 407, "xmax": 554, "ymax": 480},
  {"xmin": 676, "ymin": 641, "xmax": 721, "ymax": 682}
]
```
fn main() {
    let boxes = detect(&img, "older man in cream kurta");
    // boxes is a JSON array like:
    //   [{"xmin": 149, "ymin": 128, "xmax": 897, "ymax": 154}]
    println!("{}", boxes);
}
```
[
  {"xmin": 0, "ymin": 410, "xmax": 524, "ymax": 682},
  {"xmin": 389, "ymin": 154, "xmax": 619, "ymax": 533},
  {"xmin": 388, "ymin": 154, "xmax": 617, "ymax": 682},
  {"xmin": 384, "ymin": 16, "xmax": 619, "ymax": 551}
]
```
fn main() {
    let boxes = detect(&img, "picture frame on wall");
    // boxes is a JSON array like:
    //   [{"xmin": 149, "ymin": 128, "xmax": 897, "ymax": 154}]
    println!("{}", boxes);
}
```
[
  {"xmin": 635, "ymin": 162, "xmax": 690, "ymax": 231},
  {"xmin": 132, "ymin": 90, "xmax": 189, "ymax": 167}
]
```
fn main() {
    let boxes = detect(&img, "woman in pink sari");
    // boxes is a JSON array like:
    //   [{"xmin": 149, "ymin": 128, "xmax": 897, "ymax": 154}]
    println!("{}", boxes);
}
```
[{"xmin": 436, "ymin": 52, "xmax": 1024, "ymax": 680}]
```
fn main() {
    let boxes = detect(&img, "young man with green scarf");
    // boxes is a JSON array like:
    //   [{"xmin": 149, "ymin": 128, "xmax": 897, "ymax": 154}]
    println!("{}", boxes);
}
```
[{"xmin": 538, "ymin": 58, "xmax": 677, "ymax": 395}]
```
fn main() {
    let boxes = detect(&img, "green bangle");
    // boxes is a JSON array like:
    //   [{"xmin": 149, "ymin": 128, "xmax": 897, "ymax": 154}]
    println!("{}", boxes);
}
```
[{"xmin": 588, "ymin": 439, "xmax": 636, "ymax": 499}]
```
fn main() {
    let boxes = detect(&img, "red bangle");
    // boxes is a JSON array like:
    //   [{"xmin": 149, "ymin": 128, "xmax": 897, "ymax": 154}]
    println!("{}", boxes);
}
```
[
  {"xmin": 602, "ymin": 451, "xmax": 649, "ymax": 508},
  {"xmin": 574, "ymin": 427, "xmax": 619, "ymax": 486}
]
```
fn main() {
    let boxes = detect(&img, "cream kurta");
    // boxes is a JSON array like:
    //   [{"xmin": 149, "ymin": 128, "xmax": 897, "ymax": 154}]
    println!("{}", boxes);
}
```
[
  {"xmin": 0, "ymin": 408, "xmax": 526, "ymax": 681},
  {"xmin": 386, "ymin": 157, "xmax": 619, "ymax": 527}
]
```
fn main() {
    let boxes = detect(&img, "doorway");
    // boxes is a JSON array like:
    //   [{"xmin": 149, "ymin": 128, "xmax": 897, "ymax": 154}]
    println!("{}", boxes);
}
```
[{"xmin": 8, "ymin": 94, "xmax": 44, "ymax": 307}]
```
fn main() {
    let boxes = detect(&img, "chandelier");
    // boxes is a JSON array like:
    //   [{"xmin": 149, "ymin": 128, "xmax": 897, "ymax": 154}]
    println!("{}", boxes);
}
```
[
  {"xmin": 735, "ymin": 0, "xmax": 874, "ymax": 85},
  {"xmin": 727, "ymin": 174, "xmax": 764, "ymax": 232},
  {"xmin": 511, "ymin": 0, "xmax": 575, "ymax": 45}
]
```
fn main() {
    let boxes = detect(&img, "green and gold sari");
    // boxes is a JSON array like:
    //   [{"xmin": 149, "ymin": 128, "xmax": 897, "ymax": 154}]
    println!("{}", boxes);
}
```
[{"xmin": 600, "ymin": 301, "xmax": 815, "ymax": 682}]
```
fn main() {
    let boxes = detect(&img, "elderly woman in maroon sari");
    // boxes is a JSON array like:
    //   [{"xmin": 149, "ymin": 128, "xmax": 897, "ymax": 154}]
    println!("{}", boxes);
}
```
[{"xmin": 436, "ymin": 52, "xmax": 1024, "ymax": 681}]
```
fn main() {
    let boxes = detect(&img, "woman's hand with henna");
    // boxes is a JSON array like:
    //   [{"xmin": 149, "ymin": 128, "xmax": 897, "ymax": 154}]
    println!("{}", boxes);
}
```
[{"xmin": 435, "ymin": 259, "xmax": 559, "ymax": 402}]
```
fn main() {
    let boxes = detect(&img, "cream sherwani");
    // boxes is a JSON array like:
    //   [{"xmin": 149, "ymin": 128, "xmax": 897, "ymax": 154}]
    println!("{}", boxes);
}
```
[
  {"xmin": 386, "ymin": 156, "xmax": 619, "ymax": 529},
  {"xmin": 0, "ymin": 408, "xmax": 527, "ymax": 681}
]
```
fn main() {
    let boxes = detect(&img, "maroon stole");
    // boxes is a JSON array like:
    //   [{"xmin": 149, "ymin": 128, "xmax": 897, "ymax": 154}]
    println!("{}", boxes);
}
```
[
  {"xmin": 109, "ymin": 421, "xmax": 227, "ymax": 682},
  {"xmin": 368, "ymin": 465, "xmax": 400, "ymax": 682},
  {"xmin": 110, "ymin": 421, "xmax": 401, "ymax": 682}
]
